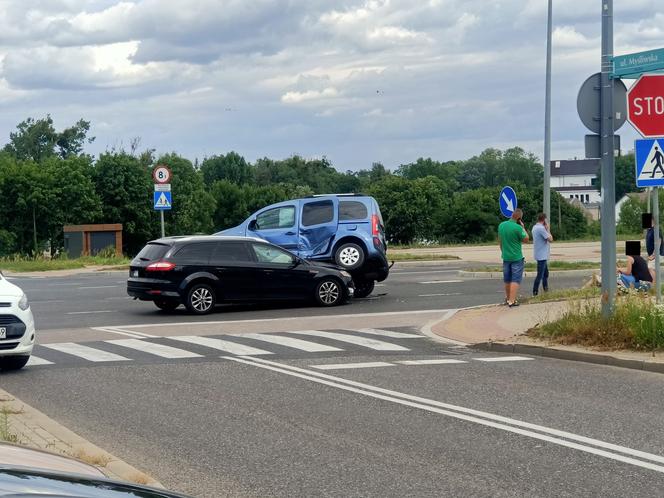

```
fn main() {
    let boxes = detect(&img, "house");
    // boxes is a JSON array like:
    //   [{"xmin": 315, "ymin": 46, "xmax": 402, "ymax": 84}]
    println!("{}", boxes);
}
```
[{"xmin": 550, "ymin": 159, "xmax": 600, "ymax": 205}]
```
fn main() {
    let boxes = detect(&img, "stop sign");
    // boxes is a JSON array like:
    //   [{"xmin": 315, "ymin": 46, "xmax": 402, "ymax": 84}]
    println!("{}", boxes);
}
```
[{"xmin": 627, "ymin": 74, "xmax": 664, "ymax": 137}]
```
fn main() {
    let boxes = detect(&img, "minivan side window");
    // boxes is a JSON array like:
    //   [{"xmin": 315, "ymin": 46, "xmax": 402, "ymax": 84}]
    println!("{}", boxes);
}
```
[
  {"xmin": 255, "ymin": 206, "xmax": 295, "ymax": 230},
  {"xmin": 339, "ymin": 201, "xmax": 368, "ymax": 221},
  {"xmin": 251, "ymin": 244, "xmax": 294, "ymax": 265},
  {"xmin": 302, "ymin": 200, "xmax": 334, "ymax": 226},
  {"xmin": 174, "ymin": 242, "xmax": 217, "ymax": 264},
  {"xmin": 211, "ymin": 242, "xmax": 251, "ymax": 264}
]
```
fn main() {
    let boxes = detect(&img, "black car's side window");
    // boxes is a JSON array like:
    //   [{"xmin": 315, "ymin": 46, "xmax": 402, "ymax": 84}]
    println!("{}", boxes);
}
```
[
  {"xmin": 302, "ymin": 200, "xmax": 334, "ymax": 226},
  {"xmin": 173, "ymin": 242, "xmax": 217, "ymax": 265},
  {"xmin": 255, "ymin": 206, "xmax": 295, "ymax": 230},
  {"xmin": 211, "ymin": 242, "xmax": 251, "ymax": 264},
  {"xmin": 251, "ymin": 244, "xmax": 294, "ymax": 265}
]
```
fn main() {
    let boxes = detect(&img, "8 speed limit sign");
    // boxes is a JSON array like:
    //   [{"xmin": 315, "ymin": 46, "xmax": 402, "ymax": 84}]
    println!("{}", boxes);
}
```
[{"xmin": 153, "ymin": 165, "xmax": 172, "ymax": 184}]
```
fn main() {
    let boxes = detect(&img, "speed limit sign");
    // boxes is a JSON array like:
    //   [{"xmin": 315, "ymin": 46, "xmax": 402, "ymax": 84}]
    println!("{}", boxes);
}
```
[{"xmin": 152, "ymin": 165, "xmax": 172, "ymax": 184}]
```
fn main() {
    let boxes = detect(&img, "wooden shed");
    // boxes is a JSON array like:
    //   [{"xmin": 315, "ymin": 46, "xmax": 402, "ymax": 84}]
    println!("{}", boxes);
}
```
[{"xmin": 63, "ymin": 224, "xmax": 123, "ymax": 257}]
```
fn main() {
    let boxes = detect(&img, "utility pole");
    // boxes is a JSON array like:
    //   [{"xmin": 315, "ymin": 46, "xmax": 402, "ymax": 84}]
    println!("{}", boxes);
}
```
[
  {"xmin": 543, "ymin": 0, "xmax": 553, "ymax": 220},
  {"xmin": 600, "ymin": 0, "xmax": 616, "ymax": 317}
]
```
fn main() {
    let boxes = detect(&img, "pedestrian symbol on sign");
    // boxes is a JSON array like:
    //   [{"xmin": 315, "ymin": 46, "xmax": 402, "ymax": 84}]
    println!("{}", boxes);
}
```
[{"xmin": 153, "ymin": 191, "xmax": 172, "ymax": 210}]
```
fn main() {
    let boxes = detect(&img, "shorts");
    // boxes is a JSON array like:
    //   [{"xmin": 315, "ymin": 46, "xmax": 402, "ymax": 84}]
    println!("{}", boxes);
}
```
[{"xmin": 503, "ymin": 259, "xmax": 524, "ymax": 284}]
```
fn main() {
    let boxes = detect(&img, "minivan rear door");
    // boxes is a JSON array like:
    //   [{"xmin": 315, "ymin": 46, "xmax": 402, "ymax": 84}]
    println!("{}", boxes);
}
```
[
  {"xmin": 246, "ymin": 202, "xmax": 299, "ymax": 251},
  {"xmin": 298, "ymin": 198, "xmax": 339, "ymax": 259}
]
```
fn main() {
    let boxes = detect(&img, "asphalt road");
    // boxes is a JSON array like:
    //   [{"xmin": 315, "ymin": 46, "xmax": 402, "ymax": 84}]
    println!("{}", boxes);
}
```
[{"xmin": 10, "ymin": 263, "xmax": 593, "ymax": 331}]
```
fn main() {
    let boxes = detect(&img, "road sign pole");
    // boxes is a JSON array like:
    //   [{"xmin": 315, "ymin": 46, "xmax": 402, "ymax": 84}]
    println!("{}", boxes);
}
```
[
  {"xmin": 543, "ymin": 0, "xmax": 552, "ymax": 221},
  {"xmin": 600, "ymin": 0, "xmax": 616, "ymax": 317},
  {"xmin": 655, "ymin": 188, "xmax": 661, "ymax": 304},
  {"xmin": 160, "ymin": 210, "xmax": 165, "ymax": 238}
]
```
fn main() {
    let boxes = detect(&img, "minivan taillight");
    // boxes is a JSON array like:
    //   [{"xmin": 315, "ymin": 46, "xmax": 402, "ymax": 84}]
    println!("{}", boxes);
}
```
[
  {"xmin": 371, "ymin": 214, "xmax": 380, "ymax": 236},
  {"xmin": 146, "ymin": 261, "xmax": 176, "ymax": 272}
]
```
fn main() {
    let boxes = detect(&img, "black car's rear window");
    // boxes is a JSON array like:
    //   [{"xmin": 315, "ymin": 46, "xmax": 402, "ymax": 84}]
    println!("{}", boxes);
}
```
[
  {"xmin": 135, "ymin": 243, "xmax": 170, "ymax": 262},
  {"xmin": 173, "ymin": 242, "xmax": 217, "ymax": 264},
  {"xmin": 339, "ymin": 201, "xmax": 368, "ymax": 221},
  {"xmin": 211, "ymin": 241, "xmax": 251, "ymax": 264}
]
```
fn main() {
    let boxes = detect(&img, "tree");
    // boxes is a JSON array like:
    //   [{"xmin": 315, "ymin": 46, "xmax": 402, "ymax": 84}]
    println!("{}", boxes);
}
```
[{"xmin": 200, "ymin": 152, "xmax": 252, "ymax": 186}]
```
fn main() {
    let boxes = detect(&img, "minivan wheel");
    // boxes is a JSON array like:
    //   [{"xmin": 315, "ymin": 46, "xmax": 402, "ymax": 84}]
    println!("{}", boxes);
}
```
[
  {"xmin": 315, "ymin": 278, "xmax": 343, "ymax": 307},
  {"xmin": 0, "ymin": 355, "xmax": 30, "ymax": 371},
  {"xmin": 154, "ymin": 300, "xmax": 179, "ymax": 312},
  {"xmin": 353, "ymin": 280, "xmax": 375, "ymax": 299},
  {"xmin": 185, "ymin": 283, "xmax": 216, "ymax": 314},
  {"xmin": 334, "ymin": 243, "xmax": 365, "ymax": 270}
]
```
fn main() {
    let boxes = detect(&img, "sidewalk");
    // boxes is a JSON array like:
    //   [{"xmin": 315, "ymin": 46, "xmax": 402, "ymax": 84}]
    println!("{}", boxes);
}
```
[{"xmin": 430, "ymin": 301, "xmax": 664, "ymax": 374}]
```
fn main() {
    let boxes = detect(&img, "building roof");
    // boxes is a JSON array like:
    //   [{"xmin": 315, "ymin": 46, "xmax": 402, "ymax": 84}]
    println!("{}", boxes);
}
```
[
  {"xmin": 550, "ymin": 159, "xmax": 600, "ymax": 177},
  {"xmin": 552, "ymin": 186, "xmax": 599, "ymax": 192}
]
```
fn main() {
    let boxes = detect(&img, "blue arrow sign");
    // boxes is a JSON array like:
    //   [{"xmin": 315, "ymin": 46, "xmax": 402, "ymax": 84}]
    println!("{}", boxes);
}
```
[
  {"xmin": 154, "ymin": 191, "xmax": 172, "ymax": 210},
  {"xmin": 499, "ymin": 186, "xmax": 517, "ymax": 218},
  {"xmin": 635, "ymin": 138, "xmax": 664, "ymax": 187}
]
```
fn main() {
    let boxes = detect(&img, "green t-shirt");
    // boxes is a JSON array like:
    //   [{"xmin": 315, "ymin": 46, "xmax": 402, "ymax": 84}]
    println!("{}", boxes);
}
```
[{"xmin": 498, "ymin": 219, "xmax": 527, "ymax": 262}]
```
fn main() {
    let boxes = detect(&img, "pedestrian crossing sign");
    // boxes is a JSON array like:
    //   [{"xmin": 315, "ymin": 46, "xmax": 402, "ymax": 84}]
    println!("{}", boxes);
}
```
[
  {"xmin": 154, "ymin": 191, "xmax": 172, "ymax": 210},
  {"xmin": 635, "ymin": 138, "xmax": 664, "ymax": 187}
]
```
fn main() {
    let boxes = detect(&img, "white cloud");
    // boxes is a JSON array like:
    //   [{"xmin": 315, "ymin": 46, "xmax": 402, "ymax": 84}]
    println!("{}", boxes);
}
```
[{"xmin": 281, "ymin": 87, "xmax": 339, "ymax": 104}]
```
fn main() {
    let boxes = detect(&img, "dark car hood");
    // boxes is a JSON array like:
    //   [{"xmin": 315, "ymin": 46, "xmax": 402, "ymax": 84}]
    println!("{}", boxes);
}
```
[{"xmin": 305, "ymin": 260, "xmax": 345, "ymax": 272}]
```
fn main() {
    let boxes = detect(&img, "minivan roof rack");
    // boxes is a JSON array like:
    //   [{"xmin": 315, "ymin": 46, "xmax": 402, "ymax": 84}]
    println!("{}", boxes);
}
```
[{"xmin": 306, "ymin": 193, "xmax": 367, "ymax": 198}]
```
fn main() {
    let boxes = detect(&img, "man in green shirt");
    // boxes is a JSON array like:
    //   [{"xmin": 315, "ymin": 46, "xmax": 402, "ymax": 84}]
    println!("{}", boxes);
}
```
[{"xmin": 498, "ymin": 208, "xmax": 529, "ymax": 307}]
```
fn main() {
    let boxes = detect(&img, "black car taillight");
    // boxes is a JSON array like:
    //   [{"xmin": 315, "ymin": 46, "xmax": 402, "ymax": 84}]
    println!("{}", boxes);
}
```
[{"xmin": 145, "ymin": 261, "xmax": 176, "ymax": 272}]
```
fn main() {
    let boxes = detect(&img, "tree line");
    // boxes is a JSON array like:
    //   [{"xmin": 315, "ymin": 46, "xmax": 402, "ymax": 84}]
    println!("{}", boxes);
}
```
[{"xmin": 0, "ymin": 116, "xmax": 596, "ymax": 257}]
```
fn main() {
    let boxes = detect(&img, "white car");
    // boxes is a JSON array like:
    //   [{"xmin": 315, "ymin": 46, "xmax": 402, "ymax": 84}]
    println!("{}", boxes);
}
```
[{"xmin": 0, "ymin": 274, "xmax": 35, "ymax": 371}]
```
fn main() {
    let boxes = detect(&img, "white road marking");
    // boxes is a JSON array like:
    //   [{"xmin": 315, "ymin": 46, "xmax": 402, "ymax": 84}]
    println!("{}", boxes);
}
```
[
  {"xmin": 288, "ymin": 330, "xmax": 409, "ymax": 351},
  {"xmin": 354, "ymin": 328, "xmax": 422, "ymax": 339},
  {"xmin": 228, "ymin": 356, "xmax": 664, "ymax": 474},
  {"xmin": 311, "ymin": 362, "xmax": 393, "ymax": 370},
  {"xmin": 419, "ymin": 280, "xmax": 464, "ymax": 284},
  {"xmin": 239, "ymin": 333, "xmax": 343, "ymax": 352},
  {"xmin": 43, "ymin": 343, "xmax": 130, "ymax": 362},
  {"xmin": 78, "ymin": 285, "xmax": 119, "ymax": 290},
  {"xmin": 168, "ymin": 336, "xmax": 273, "ymax": 356},
  {"xmin": 89, "ymin": 327, "xmax": 151, "ymax": 339},
  {"xmin": 66, "ymin": 310, "xmax": 115, "ymax": 315},
  {"xmin": 26, "ymin": 356, "xmax": 53, "ymax": 366},
  {"xmin": 474, "ymin": 356, "xmax": 534, "ymax": 362},
  {"xmin": 107, "ymin": 339, "xmax": 201, "ymax": 359},
  {"xmin": 418, "ymin": 293, "xmax": 462, "ymax": 297},
  {"xmin": 396, "ymin": 359, "xmax": 467, "ymax": 365}
]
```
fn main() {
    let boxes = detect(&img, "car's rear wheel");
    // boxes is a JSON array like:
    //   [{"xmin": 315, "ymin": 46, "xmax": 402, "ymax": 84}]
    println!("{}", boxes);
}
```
[
  {"xmin": 185, "ymin": 283, "xmax": 216, "ymax": 314},
  {"xmin": 334, "ymin": 242, "xmax": 365, "ymax": 270},
  {"xmin": 315, "ymin": 278, "xmax": 344, "ymax": 307},
  {"xmin": 154, "ymin": 300, "xmax": 179, "ymax": 312},
  {"xmin": 0, "ymin": 355, "xmax": 30, "ymax": 371},
  {"xmin": 353, "ymin": 280, "xmax": 375, "ymax": 299}
]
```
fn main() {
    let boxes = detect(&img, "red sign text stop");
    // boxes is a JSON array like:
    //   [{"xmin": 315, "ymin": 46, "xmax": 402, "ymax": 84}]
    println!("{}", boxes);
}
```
[{"xmin": 627, "ymin": 74, "xmax": 664, "ymax": 137}]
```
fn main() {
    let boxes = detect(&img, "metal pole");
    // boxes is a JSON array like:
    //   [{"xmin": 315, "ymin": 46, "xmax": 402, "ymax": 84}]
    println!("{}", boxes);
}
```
[
  {"xmin": 160, "ymin": 211, "xmax": 165, "ymax": 238},
  {"xmin": 543, "ymin": 0, "xmax": 553, "ymax": 220},
  {"xmin": 600, "ymin": 0, "xmax": 616, "ymax": 317},
  {"xmin": 655, "ymin": 188, "xmax": 661, "ymax": 304}
]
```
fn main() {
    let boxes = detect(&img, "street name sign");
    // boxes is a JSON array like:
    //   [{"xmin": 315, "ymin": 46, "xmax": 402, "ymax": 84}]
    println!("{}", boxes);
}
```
[
  {"xmin": 613, "ymin": 48, "xmax": 664, "ymax": 79},
  {"xmin": 627, "ymin": 74, "xmax": 664, "ymax": 137},
  {"xmin": 154, "ymin": 183, "xmax": 171, "ymax": 192},
  {"xmin": 154, "ymin": 191, "xmax": 172, "ymax": 210},
  {"xmin": 153, "ymin": 165, "xmax": 172, "ymax": 184},
  {"xmin": 499, "ymin": 186, "xmax": 517, "ymax": 218},
  {"xmin": 635, "ymin": 138, "xmax": 664, "ymax": 187}
]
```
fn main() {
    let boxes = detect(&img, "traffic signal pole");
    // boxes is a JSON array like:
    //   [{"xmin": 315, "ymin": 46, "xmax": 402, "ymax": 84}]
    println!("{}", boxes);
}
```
[{"xmin": 600, "ymin": 0, "xmax": 616, "ymax": 317}]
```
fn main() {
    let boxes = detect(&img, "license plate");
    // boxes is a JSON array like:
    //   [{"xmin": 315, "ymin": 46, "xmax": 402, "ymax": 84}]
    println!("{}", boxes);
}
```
[
  {"xmin": 0, "ymin": 327, "xmax": 6, "ymax": 339},
  {"xmin": 132, "ymin": 270, "xmax": 139, "ymax": 277}
]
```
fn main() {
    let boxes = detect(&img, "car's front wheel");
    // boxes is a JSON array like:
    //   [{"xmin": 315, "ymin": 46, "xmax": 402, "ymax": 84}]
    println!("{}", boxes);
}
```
[
  {"xmin": 315, "ymin": 278, "xmax": 344, "ymax": 307},
  {"xmin": 334, "ymin": 242, "xmax": 365, "ymax": 270},
  {"xmin": 154, "ymin": 300, "xmax": 180, "ymax": 312},
  {"xmin": 185, "ymin": 283, "xmax": 216, "ymax": 314},
  {"xmin": 353, "ymin": 280, "xmax": 375, "ymax": 299},
  {"xmin": 0, "ymin": 355, "xmax": 30, "ymax": 371}
]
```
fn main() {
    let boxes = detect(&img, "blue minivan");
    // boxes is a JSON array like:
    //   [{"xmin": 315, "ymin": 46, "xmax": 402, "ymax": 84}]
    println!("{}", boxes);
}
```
[{"xmin": 217, "ymin": 194, "xmax": 389, "ymax": 297}]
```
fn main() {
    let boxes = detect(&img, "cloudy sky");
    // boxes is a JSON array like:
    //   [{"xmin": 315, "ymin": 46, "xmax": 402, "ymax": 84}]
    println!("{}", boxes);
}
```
[{"xmin": 0, "ymin": 0, "xmax": 659, "ymax": 171}]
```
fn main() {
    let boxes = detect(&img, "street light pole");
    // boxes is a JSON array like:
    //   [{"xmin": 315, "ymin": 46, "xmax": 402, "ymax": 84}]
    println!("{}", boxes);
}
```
[
  {"xmin": 543, "ymin": 0, "xmax": 552, "ymax": 221},
  {"xmin": 600, "ymin": 0, "xmax": 616, "ymax": 317}
]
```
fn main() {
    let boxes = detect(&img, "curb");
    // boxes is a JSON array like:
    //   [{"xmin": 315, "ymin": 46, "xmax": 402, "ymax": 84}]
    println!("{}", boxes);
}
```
[
  {"xmin": 0, "ymin": 388, "xmax": 162, "ymax": 487},
  {"xmin": 472, "ymin": 342, "xmax": 664, "ymax": 374},
  {"xmin": 459, "ymin": 269, "xmax": 596, "ymax": 279}
]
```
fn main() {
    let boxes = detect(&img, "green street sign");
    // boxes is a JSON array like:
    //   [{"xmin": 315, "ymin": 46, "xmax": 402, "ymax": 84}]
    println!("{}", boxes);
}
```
[{"xmin": 612, "ymin": 48, "xmax": 664, "ymax": 79}]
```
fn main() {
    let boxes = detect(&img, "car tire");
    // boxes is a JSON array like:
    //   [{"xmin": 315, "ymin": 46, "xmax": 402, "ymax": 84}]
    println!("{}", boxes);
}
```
[
  {"xmin": 154, "ymin": 300, "xmax": 180, "ymax": 312},
  {"xmin": 353, "ymin": 280, "xmax": 375, "ymax": 299},
  {"xmin": 334, "ymin": 242, "xmax": 365, "ymax": 270},
  {"xmin": 0, "ymin": 355, "xmax": 30, "ymax": 371},
  {"xmin": 315, "ymin": 278, "xmax": 344, "ymax": 307},
  {"xmin": 185, "ymin": 283, "xmax": 216, "ymax": 315}
]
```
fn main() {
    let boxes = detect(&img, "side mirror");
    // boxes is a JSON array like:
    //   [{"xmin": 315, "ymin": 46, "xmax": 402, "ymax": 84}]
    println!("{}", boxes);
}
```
[{"xmin": 248, "ymin": 220, "xmax": 257, "ymax": 231}]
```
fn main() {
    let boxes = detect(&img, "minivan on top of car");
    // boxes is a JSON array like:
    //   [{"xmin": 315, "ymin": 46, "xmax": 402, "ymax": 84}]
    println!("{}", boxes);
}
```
[
  {"xmin": 216, "ymin": 194, "xmax": 389, "ymax": 298},
  {"xmin": 127, "ymin": 236, "xmax": 354, "ymax": 314}
]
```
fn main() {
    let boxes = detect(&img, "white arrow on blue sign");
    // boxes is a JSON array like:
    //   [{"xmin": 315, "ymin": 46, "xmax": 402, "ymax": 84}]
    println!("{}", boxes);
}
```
[
  {"xmin": 499, "ymin": 186, "xmax": 517, "ymax": 218},
  {"xmin": 154, "ymin": 191, "xmax": 172, "ymax": 210},
  {"xmin": 635, "ymin": 138, "xmax": 664, "ymax": 187}
]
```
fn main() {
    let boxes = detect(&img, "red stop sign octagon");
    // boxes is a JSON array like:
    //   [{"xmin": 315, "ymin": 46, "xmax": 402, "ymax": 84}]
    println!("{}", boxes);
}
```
[{"xmin": 627, "ymin": 74, "xmax": 664, "ymax": 137}]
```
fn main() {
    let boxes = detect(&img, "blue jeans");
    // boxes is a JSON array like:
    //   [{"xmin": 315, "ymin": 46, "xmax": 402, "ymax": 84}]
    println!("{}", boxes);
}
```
[
  {"xmin": 619, "ymin": 274, "xmax": 651, "ymax": 291},
  {"xmin": 533, "ymin": 259, "xmax": 549, "ymax": 295},
  {"xmin": 503, "ymin": 259, "xmax": 525, "ymax": 284}
]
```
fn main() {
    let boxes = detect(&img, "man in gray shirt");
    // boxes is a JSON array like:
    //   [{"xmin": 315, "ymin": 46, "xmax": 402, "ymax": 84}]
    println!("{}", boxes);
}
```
[{"xmin": 532, "ymin": 213, "xmax": 553, "ymax": 296}]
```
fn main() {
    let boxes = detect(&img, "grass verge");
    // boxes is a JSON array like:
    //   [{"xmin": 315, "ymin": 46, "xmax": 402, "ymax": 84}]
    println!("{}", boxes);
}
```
[
  {"xmin": 523, "ymin": 287, "xmax": 601, "ymax": 304},
  {"xmin": 0, "ymin": 407, "xmax": 22, "ymax": 444},
  {"xmin": 469, "ymin": 261, "xmax": 600, "ymax": 272},
  {"xmin": 388, "ymin": 253, "xmax": 460, "ymax": 262},
  {"xmin": 528, "ymin": 294, "xmax": 664, "ymax": 350},
  {"xmin": 0, "ymin": 255, "xmax": 131, "ymax": 273}
]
